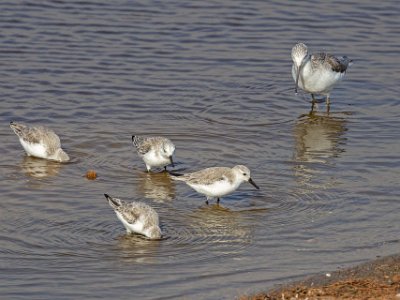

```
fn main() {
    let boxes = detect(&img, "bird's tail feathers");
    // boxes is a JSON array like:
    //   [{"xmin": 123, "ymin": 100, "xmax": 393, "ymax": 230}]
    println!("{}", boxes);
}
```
[
  {"xmin": 104, "ymin": 194, "xmax": 121, "ymax": 208},
  {"xmin": 132, "ymin": 135, "xmax": 144, "ymax": 148},
  {"xmin": 9, "ymin": 121, "xmax": 26, "ymax": 137}
]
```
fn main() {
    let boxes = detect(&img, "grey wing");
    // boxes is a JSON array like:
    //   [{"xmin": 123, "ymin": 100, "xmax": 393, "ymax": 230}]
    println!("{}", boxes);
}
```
[
  {"xmin": 184, "ymin": 168, "xmax": 229, "ymax": 185},
  {"xmin": 10, "ymin": 122, "xmax": 40, "ymax": 143},
  {"xmin": 117, "ymin": 205, "xmax": 141, "ymax": 224},
  {"xmin": 133, "ymin": 136, "xmax": 152, "ymax": 155},
  {"xmin": 312, "ymin": 53, "xmax": 350, "ymax": 73},
  {"xmin": 42, "ymin": 129, "xmax": 62, "ymax": 151}
]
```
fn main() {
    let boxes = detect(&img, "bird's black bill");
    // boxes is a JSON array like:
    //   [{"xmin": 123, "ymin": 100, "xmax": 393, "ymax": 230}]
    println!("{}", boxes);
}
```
[
  {"xmin": 169, "ymin": 156, "xmax": 174, "ymax": 167},
  {"xmin": 248, "ymin": 178, "xmax": 260, "ymax": 190},
  {"xmin": 294, "ymin": 58, "xmax": 305, "ymax": 94},
  {"xmin": 295, "ymin": 65, "xmax": 301, "ymax": 94}
]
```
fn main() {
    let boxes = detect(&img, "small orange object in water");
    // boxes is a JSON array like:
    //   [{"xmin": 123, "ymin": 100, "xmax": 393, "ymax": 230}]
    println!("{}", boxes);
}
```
[{"xmin": 86, "ymin": 170, "xmax": 97, "ymax": 180}]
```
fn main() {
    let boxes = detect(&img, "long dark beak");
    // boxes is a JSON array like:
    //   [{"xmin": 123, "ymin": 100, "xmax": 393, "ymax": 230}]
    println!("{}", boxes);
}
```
[
  {"xmin": 295, "ymin": 58, "xmax": 305, "ymax": 94},
  {"xmin": 248, "ymin": 178, "xmax": 259, "ymax": 190},
  {"xmin": 169, "ymin": 156, "xmax": 174, "ymax": 167}
]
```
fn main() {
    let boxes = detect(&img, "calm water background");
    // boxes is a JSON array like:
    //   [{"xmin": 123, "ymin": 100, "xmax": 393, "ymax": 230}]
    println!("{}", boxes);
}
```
[{"xmin": 1, "ymin": 1, "xmax": 400, "ymax": 299}]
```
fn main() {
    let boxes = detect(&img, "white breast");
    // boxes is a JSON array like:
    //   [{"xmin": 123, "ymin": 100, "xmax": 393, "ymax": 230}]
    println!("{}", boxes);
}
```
[
  {"xmin": 293, "ymin": 62, "xmax": 344, "ymax": 94},
  {"xmin": 115, "ymin": 211, "xmax": 145, "ymax": 234},
  {"xmin": 190, "ymin": 179, "xmax": 239, "ymax": 198},
  {"xmin": 143, "ymin": 150, "xmax": 169, "ymax": 167},
  {"xmin": 20, "ymin": 138, "xmax": 48, "ymax": 158}
]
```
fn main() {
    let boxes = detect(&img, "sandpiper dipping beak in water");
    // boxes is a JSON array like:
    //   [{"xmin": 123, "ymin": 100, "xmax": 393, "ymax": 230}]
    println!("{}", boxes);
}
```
[
  {"xmin": 104, "ymin": 194, "xmax": 162, "ymax": 240},
  {"xmin": 132, "ymin": 135, "xmax": 175, "ymax": 172},
  {"xmin": 291, "ymin": 43, "xmax": 352, "ymax": 111},
  {"xmin": 171, "ymin": 165, "xmax": 259, "ymax": 205},
  {"xmin": 10, "ymin": 121, "xmax": 70, "ymax": 162}
]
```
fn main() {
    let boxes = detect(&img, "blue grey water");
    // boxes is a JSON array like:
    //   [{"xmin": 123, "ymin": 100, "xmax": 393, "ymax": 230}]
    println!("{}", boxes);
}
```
[{"xmin": 1, "ymin": 1, "xmax": 399, "ymax": 299}]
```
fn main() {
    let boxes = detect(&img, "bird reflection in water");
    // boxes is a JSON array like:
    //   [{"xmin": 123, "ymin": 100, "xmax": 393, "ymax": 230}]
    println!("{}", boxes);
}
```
[
  {"xmin": 187, "ymin": 205, "xmax": 254, "ymax": 253},
  {"xmin": 114, "ymin": 234, "xmax": 162, "ymax": 264},
  {"xmin": 20, "ymin": 156, "xmax": 62, "ymax": 179},
  {"xmin": 293, "ymin": 111, "xmax": 347, "ymax": 188},
  {"xmin": 135, "ymin": 171, "xmax": 176, "ymax": 202}
]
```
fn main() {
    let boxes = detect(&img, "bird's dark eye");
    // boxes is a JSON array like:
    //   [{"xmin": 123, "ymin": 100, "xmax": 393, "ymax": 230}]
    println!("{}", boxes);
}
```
[{"xmin": 243, "ymin": 173, "xmax": 247, "ymax": 176}]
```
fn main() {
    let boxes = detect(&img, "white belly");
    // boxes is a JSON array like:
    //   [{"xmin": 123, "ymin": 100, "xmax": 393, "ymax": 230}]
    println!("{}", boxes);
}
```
[
  {"xmin": 116, "ymin": 212, "xmax": 145, "ymax": 234},
  {"xmin": 143, "ymin": 150, "xmax": 169, "ymax": 167},
  {"xmin": 292, "ymin": 63, "xmax": 344, "ymax": 95},
  {"xmin": 189, "ymin": 180, "xmax": 239, "ymax": 198},
  {"xmin": 20, "ymin": 138, "xmax": 48, "ymax": 158}
]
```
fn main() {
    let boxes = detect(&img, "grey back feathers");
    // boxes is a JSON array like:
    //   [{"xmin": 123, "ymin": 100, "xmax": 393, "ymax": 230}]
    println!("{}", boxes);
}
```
[
  {"xmin": 10, "ymin": 121, "xmax": 69, "ymax": 162},
  {"xmin": 132, "ymin": 135, "xmax": 150, "ymax": 155},
  {"xmin": 104, "ymin": 194, "xmax": 161, "ymax": 239},
  {"xmin": 174, "ymin": 167, "xmax": 235, "ymax": 185},
  {"xmin": 132, "ymin": 135, "xmax": 174, "ymax": 155},
  {"xmin": 10, "ymin": 121, "xmax": 61, "ymax": 150},
  {"xmin": 311, "ymin": 53, "xmax": 352, "ymax": 73}
]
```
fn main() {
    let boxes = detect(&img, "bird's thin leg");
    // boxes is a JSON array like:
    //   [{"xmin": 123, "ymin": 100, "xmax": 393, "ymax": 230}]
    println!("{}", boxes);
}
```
[
  {"xmin": 311, "ymin": 94, "xmax": 317, "ymax": 102},
  {"xmin": 217, "ymin": 198, "xmax": 220, "ymax": 205},
  {"xmin": 164, "ymin": 166, "xmax": 167, "ymax": 171},
  {"xmin": 310, "ymin": 94, "xmax": 317, "ymax": 112},
  {"xmin": 205, "ymin": 199, "xmax": 209, "ymax": 205}
]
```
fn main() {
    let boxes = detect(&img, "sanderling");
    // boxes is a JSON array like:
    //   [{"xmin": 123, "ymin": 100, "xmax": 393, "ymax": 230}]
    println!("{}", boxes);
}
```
[
  {"xmin": 291, "ymin": 43, "xmax": 352, "ymax": 110},
  {"xmin": 132, "ymin": 135, "xmax": 175, "ymax": 172},
  {"xmin": 104, "ymin": 194, "xmax": 162, "ymax": 239},
  {"xmin": 10, "ymin": 121, "xmax": 69, "ymax": 162},
  {"xmin": 171, "ymin": 165, "xmax": 259, "ymax": 204}
]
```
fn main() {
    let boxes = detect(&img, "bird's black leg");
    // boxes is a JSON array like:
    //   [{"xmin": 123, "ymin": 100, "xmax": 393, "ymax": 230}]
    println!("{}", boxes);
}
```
[
  {"xmin": 311, "ymin": 94, "xmax": 316, "ymax": 102},
  {"xmin": 217, "ymin": 198, "xmax": 220, "ymax": 205},
  {"xmin": 310, "ymin": 94, "xmax": 317, "ymax": 113},
  {"xmin": 205, "ymin": 200, "xmax": 209, "ymax": 205}
]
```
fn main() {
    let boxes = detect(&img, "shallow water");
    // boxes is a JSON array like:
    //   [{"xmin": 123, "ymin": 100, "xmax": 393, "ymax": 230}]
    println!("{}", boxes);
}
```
[{"xmin": 1, "ymin": 1, "xmax": 400, "ymax": 299}]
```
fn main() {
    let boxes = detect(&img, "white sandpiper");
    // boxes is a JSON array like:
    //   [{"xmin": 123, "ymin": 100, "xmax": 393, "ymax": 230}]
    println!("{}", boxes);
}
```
[
  {"xmin": 291, "ymin": 43, "xmax": 352, "ymax": 109},
  {"xmin": 10, "ymin": 121, "xmax": 70, "ymax": 162},
  {"xmin": 104, "ymin": 194, "xmax": 162, "ymax": 239},
  {"xmin": 132, "ymin": 135, "xmax": 175, "ymax": 172},
  {"xmin": 171, "ymin": 165, "xmax": 259, "ymax": 205}
]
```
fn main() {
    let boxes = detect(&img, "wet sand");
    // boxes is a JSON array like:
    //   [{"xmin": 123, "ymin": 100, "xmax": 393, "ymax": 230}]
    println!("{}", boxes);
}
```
[{"xmin": 241, "ymin": 254, "xmax": 400, "ymax": 300}]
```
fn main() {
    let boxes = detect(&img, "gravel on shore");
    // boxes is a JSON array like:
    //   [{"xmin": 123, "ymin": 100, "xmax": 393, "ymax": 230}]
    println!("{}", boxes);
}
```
[{"xmin": 240, "ymin": 254, "xmax": 400, "ymax": 300}]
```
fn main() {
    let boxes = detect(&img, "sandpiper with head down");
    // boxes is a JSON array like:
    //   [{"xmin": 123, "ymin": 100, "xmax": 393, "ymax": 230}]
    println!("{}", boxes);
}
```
[
  {"xmin": 132, "ymin": 135, "xmax": 175, "ymax": 172},
  {"xmin": 171, "ymin": 165, "xmax": 259, "ymax": 205},
  {"xmin": 104, "ymin": 194, "xmax": 162, "ymax": 239},
  {"xmin": 291, "ymin": 43, "xmax": 352, "ymax": 111},
  {"xmin": 10, "ymin": 121, "xmax": 70, "ymax": 162}
]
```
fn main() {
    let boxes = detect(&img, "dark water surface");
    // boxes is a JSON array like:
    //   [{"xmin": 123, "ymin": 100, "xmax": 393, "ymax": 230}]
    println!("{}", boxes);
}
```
[{"xmin": 1, "ymin": 1, "xmax": 400, "ymax": 299}]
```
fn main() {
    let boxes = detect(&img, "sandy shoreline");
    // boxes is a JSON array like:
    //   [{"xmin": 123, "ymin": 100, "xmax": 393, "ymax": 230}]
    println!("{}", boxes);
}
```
[{"xmin": 240, "ymin": 254, "xmax": 400, "ymax": 300}]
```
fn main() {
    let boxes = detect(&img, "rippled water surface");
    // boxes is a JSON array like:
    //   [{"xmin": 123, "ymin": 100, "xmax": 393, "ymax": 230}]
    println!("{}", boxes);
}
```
[{"xmin": 1, "ymin": 1, "xmax": 400, "ymax": 299}]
